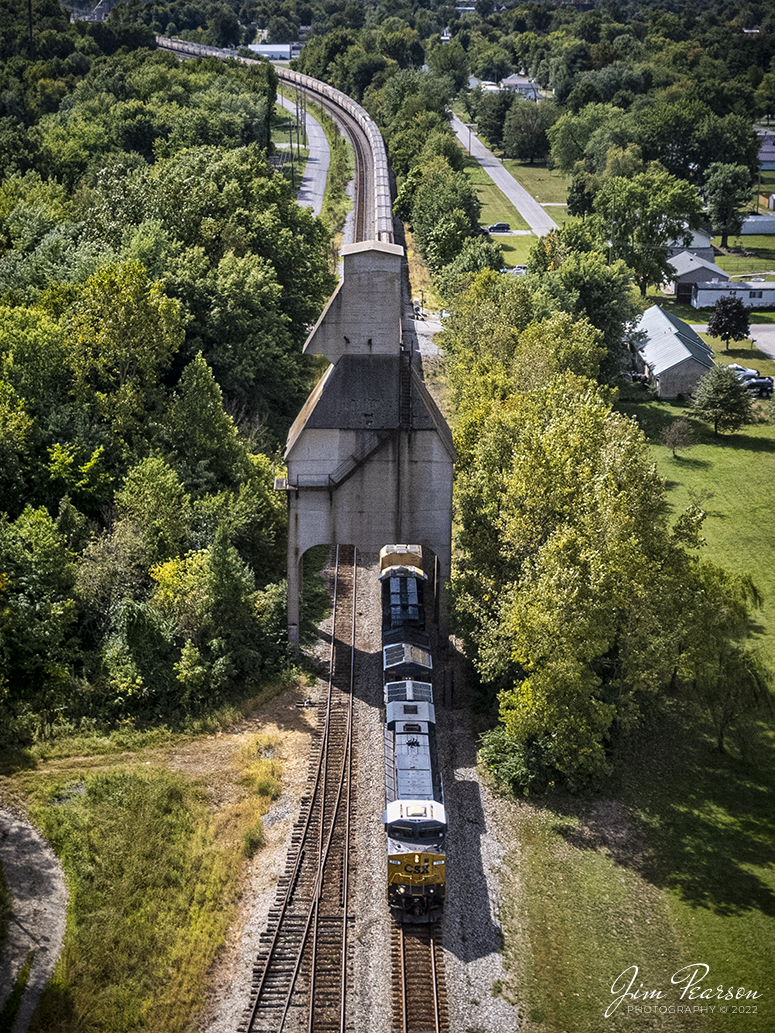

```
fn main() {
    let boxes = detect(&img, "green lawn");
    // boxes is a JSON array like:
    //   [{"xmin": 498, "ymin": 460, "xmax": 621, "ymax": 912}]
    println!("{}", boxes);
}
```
[
  {"xmin": 499, "ymin": 699, "xmax": 775, "ymax": 1031},
  {"xmin": 497, "ymin": 392, "xmax": 775, "ymax": 1028},
  {"xmin": 713, "ymin": 235, "xmax": 775, "ymax": 281},
  {"xmin": 501, "ymin": 158, "xmax": 571, "ymax": 205},
  {"xmin": 644, "ymin": 286, "xmax": 775, "ymax": 324},
  {"xmin": 500, "ymin": 235, "xmax": 537, "ymax": 267},
  {"xmin": 615, "ymin": 389, "xmax": 775, "ymax": 666},
  {"xmin": 462, "ymin": 156, "xmax": 530, "ymax": 232}
]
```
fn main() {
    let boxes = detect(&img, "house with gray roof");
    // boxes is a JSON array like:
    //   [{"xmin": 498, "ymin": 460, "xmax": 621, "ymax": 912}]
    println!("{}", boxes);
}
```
[
  {"xmin": 499, "ymin": 74, "xmax": 541, "ymax": 100},
  {"xmin": 667, "ymin": 250, "xmax": 729, "ymax": 303},
  {"xmin": 633, "ymin": 305, "xmax": 714, "ymax": 398},
  {"xmin": 692, "ymin": 279, "xmax": 775, "ymax": 309},
  {"xmin": 759, "ymin": 133, "xmax": 775, "ymax": 171},
  {"xmin": 667, "ymin": 228, "xmax": 714, "ymax": 263}
]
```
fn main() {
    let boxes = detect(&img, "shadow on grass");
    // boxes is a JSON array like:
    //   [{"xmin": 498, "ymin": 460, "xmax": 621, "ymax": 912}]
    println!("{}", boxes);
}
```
[
  {"xmin": 618, "ymin": 397, "xmax": 775, "ymax": 453},
  {"xmin": 663, "ymin": 454, "xmax": 711, "ymax": 469},
  {"xmin": 547, "ymin": 702, "xmax": 775, "ymax": 918},
  {"xmin": 0, "ymin": 747, "xmax": 36, "ymax": 777}
]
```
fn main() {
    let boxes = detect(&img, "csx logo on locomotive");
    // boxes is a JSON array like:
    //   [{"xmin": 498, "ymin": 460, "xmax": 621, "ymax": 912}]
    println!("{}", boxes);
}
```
[{"xmin": 380, "ymin": 545, "xmax": 446, "ymax": 921}]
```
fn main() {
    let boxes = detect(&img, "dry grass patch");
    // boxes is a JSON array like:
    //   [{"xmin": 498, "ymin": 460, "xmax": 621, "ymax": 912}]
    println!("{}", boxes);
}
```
[{"xmin": 2, "ymin": 683, "xmax": 316, "ymax": 1033}]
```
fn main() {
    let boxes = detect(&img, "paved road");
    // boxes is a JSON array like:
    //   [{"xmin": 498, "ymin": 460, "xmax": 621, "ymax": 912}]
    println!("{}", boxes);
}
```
[
  {"xmin": 277, "ymin": 95, "xmax": 329, "ymax": 218},
  {"xmin": 450, "ymin": 113, "xmax": 558, "ymax": 237}
]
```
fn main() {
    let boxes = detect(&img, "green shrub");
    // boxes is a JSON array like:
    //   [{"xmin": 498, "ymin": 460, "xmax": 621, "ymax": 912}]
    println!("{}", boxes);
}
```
[{"xmin": 242, "ymin": 820, "xmax": 265, "ymax": 856}]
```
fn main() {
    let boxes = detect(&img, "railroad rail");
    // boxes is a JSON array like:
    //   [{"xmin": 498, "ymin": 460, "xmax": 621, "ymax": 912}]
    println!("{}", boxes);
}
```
[
  {"xmin": 238, "ymin": 545, "xmax": 357, "ymax": 1033},
  {"xmin": 155, "ymin": 37, "xmax": 393, "ymax": 244},
  {"xmin": 391, "ymin": 921, "xmax": 449, "ymax": 1033}
]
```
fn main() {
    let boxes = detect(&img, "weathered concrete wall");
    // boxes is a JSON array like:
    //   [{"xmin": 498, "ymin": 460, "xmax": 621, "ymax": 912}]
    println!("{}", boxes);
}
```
[
  {"xmin": 304, "ymin": 241, "xmax": 405, "ymax": 363},
  {"xmin": 281, "ymin": 241, "xmax": 454, "ymax": 648}
]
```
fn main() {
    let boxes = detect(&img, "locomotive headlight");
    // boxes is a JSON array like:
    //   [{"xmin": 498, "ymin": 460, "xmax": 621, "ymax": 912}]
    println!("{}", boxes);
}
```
[
  {"xmin": 398, "ymin": 885, "xmax": 406, "ymax": 894},
  {"xmin": 414, "ymin": 854, "xmax": 420, "ymax": 864}
]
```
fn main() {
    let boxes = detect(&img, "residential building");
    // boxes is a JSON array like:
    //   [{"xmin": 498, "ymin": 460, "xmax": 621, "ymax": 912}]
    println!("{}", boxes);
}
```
[{"xmin": 633, "ymin": 306, "xmax": 714, "ymax": 397}]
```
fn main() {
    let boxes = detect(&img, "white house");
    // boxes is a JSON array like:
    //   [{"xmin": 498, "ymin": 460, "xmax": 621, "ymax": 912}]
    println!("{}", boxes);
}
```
[
  {"xmin": 667, "ymin": 228, "xmax": 714, "ymax": 263},
  {"xmin": 499, "ymin": 74, "xmax": 541, "ymax": 100},
  {"xmin": 691, "ymin": 280, "xmax": 775, "ymax": 309}
]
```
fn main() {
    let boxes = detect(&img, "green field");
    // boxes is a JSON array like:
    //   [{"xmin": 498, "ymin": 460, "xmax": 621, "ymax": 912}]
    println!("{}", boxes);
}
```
[
  {"xmin": 502, "ymin": 158, "xmax": 571, "ymax": 205},
  {"xmin": 462, "ymin": 156, "xmax": 530, "ymax": 232},
  {"xmin": 619, "ymin": 332, "xmax": 775, "ymax": 663},
  {"xmin": 500, "ymin": 235, "xmax": 537, "ymax": 267},
  {"xmin": 713, "ymin": 235, "xmax": 775, "ymax": 281},
  {"xmin": 499, "ymin": 697, "xmax": 775, "ymax": 1032},
  {"xmin": 645, "ymin": 285, "xmax": 775, "ymax": 323}
]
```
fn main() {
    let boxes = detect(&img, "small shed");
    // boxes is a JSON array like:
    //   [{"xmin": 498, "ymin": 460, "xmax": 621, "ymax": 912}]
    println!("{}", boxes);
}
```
[
  {"xmin": 667, "ymin": 250, "xmax": 729, "ymax": 303},
  {"xmin": 634, "ymin": 306, "xmax": 714, "ymax": 398},
  {"xmin": 691, "ymin": 280, "xmax": 775, "ymax": 309}
]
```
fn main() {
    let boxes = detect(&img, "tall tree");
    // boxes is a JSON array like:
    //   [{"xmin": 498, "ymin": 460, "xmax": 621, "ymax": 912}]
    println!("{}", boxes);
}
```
[
  {"xmin": 593, "ymin": 167, "xmax": 703, "ymax": 296},
  {"xmin": 67, "ymin": 261, "xmax": 184, "ymax": 449},
  {"xmin": 706, "ymin": 295, "xmax": 750, "ymax": 351},
  {"xmin": 704, "ymin": 163, "xmax": 752, "ymax": 249},
  {"xmin": 693, "ymin": 365, "xmax": 752, "ymax": 435},
  {"xmin": 503, "ymin": 98, "xmax": 555, "ymax": 164}
]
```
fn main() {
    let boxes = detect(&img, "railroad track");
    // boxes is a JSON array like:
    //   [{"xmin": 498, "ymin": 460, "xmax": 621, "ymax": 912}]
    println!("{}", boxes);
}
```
[
  {"xmin": 391, "ymin": 922, "xmax": 449, "ymax": 1033},
  {"xmin": 238, "ymin": 545, "xmax": 357, "ymax": 1033},
  {"xmin": 155, "ymin": 37, "xmax": 392, "ymax": 245}
]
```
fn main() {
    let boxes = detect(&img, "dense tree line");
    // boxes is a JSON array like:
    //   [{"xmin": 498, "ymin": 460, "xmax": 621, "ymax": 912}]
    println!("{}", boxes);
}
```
[
  {"xmin": 441, "ymin": 272, "xmax": 768, "ymax": 791},
  {"xmin": 0, "ymin": 29, "xmax": 335, "ymax": 744},
  {"xmin": 285, "ymin": 0, "xmax": 775, "ymax": 791}
]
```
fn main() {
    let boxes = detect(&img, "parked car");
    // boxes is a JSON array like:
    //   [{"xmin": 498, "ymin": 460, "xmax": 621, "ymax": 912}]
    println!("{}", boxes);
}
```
[
  {"xmin": 744, "ymin": 375, "xmax": 774, "ymax": 398},
  {"xmin": 488, "ymin": 222, "xmax": 511, "ymax": 233},
  {"xmin": 728, "ymin": 363, "xmax": 759, "ymax": 378},
  {"xmin": 500, "ymin": 265, "xmax": 527, "ymax": 275}
]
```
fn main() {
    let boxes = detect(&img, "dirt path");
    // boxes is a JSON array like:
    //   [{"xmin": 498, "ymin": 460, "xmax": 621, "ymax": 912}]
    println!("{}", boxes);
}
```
[{"xmin": 0, "ymin": 808, "xmax": 67, "ymax": 1033}]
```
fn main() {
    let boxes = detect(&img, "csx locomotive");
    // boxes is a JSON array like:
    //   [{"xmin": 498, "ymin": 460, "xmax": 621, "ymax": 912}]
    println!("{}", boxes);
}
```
[{"xmin": 380, "ymin": 545, "xmax": 446, "ymax": 921}]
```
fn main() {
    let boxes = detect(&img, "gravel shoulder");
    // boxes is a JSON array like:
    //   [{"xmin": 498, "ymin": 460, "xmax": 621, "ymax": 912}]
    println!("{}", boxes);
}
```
[{"xmin": 0, "ymin": 808, "xmax": 68, "ymax": 1033}]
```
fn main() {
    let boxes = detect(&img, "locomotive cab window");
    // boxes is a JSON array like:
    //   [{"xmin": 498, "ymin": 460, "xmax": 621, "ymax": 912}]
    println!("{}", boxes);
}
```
[
  {"xmin": 388, "ymin": 823, "xmax": 415, "ymax": 839},
  {"xmin": 402, "ymin": 723, "xmax": 422, "ymax": 732},
  {"xmin": 417, "ymin": 822, "xmax": 446, "ymax": 840},
  {"xmin": 403, "ymin": 705, "xmax": 418, "ymax": 714}
]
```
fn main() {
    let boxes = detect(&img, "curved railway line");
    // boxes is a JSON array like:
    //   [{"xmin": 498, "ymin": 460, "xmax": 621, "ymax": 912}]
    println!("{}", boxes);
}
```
[
  {"xmin": 156, "ymin": 38, "xmax": 391, "ymax": 245},
  {"xmin": 156, "ymin": 38, "xmax": 449, "ymax": 1032}
]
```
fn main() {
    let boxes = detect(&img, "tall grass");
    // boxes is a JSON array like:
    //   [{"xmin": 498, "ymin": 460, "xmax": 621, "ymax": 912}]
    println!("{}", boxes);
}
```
[{"xmin": 25, "ymin": 735, "xmax": 285, "ymax": 1033}]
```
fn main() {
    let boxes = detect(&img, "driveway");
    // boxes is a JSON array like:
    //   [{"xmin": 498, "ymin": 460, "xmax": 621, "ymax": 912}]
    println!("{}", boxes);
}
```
[{"xmin": 450, "ymin": 113, "xmax": 557, "ymax": 237}]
